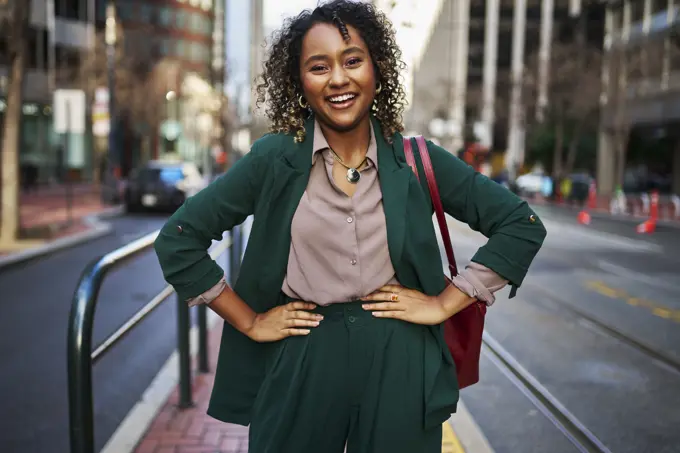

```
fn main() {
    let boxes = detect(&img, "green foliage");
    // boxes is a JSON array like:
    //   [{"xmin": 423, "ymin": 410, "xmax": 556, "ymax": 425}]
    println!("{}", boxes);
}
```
[{"xmin": 526, "ymin": 121, "xmax": 597, "ymax": 174}]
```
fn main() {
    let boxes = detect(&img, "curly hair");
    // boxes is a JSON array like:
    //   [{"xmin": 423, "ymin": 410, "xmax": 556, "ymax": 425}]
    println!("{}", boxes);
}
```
[{"xmin": 255, "ymin": 0, "xmax": 407, "ymax": 143}]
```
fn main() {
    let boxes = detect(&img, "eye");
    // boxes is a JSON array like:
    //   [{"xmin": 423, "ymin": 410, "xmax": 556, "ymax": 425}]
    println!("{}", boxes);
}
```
[
  {"xmin": 346, "ymin": 57, "xmax": 362, "ymax": 67},
  {"xmin": 310, "ymin": 64, "xmax": 327, "ymax": 72}
]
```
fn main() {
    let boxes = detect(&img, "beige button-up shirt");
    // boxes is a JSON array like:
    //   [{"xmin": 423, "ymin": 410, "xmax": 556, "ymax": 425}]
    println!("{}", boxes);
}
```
[
  {"xmin": 281, "ymin": 120, "xmax": 398, "ymax": 305},
  {"xmin": 188, "ymin": 120, "xmax": 507, "ymax": 307}
]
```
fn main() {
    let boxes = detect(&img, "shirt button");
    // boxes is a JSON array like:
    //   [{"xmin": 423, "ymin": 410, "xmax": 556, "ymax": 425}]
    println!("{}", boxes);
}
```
[
  {"xmin": 351, "ymin": 259, "xmax": 357, "ymax": 265},
  {"xmin": 346, "ymin": 217, "xmax": 353, "ymax": 223},
  {"xmin": 348, "ymin": 316, "xmax": 356, "ymax": 323}
]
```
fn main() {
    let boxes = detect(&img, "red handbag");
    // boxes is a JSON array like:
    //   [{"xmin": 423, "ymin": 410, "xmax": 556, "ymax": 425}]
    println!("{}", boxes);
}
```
[{"xmin": 403, "ymin": 136, "xmax": 487, "ymax": 389}]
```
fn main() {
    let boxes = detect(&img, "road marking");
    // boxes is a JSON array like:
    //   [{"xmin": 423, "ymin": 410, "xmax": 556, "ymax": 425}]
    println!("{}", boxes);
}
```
[
  {"xmin": 596, "ymin": 260, "xmax": 680, "ymax": 293},
  {"xmin": 585, "ymin": 280, "xmax": 680, "ymax": 324},
  {"xmin": 442, "ymin": 420, "xmax": 466, "ymax": 453}
]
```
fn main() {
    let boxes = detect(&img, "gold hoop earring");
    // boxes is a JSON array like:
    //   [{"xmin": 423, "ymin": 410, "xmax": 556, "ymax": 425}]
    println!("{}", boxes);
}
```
[
  {"xmin": 375, "ymin": 82, "xmax": 382, "ymax": 95},
  {"xmin": 298, "ymin": 96, "xmax": 308, "ymax": 109}
]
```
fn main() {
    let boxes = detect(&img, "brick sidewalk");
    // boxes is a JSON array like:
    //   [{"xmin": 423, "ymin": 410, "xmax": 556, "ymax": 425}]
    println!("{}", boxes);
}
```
[
  {"xmin": 0, "ymin": 184, "xmax": 121, "ymax": 257},
  {"xmin": 19, "ymin": 184, "xmax": 115, "ymax": 229},
  {"xmin": 134, "ymin": 323, "xmax": 249, "ymax": 453}
]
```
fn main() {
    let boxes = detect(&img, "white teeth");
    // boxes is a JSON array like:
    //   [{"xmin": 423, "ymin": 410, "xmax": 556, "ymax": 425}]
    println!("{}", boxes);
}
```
[{"xmin": 329, "ymin": 94, "xmax": 355, "ymax": 103}]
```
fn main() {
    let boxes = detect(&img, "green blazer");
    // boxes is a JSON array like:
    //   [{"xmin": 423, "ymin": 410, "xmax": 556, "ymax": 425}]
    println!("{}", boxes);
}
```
[{"xmin": 154, "ymin": 115, "xmax": 546, "ymax": 428}]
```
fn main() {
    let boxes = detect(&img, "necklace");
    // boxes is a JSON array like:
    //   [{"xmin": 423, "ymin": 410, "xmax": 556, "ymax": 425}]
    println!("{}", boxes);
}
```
[{"xmin": 328, "ymin": 148, "xmax": 368, "ymax": 184}]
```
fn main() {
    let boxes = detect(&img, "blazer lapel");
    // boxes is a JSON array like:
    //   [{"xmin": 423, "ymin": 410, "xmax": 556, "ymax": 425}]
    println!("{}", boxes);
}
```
[
  {"xmin": 256, "ymin": 118, "xmax": 315, "ymax": 301},
  {"xmin": 374, "ymin": 117, "xmax": 414, "ymax": 272}
]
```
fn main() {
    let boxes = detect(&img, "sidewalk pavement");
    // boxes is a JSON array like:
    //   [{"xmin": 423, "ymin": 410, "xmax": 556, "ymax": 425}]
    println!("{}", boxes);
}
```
[
  {"xmin": 126, "ymin": 318, "xmax": 484, "ymax": 453},
  {"xmin": 0, "ymin": 183, "xmax": 122, "ymax": 266},
  {"xmin": 19, "ymin": 183, "xmax": 114, "ymax": 230},
  {"xmin": 524, "ymin": 195, "xmax": 680, "ymax": 226}
]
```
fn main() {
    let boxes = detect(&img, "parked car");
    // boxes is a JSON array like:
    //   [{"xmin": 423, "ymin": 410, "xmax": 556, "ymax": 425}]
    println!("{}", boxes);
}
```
[
  {"xmin": 515, "ymin": 171, "xmax": 546, "ymax": 196},
  {"xmin": 124, "ymin": 161, "xmax": 207, "ymax": 213}
]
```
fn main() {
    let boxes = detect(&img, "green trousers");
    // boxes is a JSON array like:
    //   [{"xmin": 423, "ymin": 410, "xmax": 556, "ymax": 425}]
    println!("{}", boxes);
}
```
[{"xmin": 248, "ymin": 300, "xmax": 450, "ymax": 453}]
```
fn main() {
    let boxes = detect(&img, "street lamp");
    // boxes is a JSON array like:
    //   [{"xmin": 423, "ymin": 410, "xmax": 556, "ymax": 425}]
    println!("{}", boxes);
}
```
[{"xmin": 104, "ymin": 1, "xmax": 118, "ymax": 203}]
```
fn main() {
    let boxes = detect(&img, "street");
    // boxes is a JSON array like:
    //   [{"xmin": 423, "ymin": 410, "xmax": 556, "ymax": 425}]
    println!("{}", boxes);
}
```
[
  {"xmin": 453, "ymin": 203, "xmax": 680, "ymax": 453},
  {"xmin": 0, "ymin": 214, "xmax": 175, "ymax": 453},
  {"xmin": 0, "ymin": 205, "xmax": 679, "ymax": 453}
]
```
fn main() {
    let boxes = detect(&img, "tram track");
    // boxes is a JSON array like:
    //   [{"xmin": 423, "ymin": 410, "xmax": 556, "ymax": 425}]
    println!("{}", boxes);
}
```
[
  {"xmin": 526, "ymin": 283, "xmax": 680, "ymax": 376},
  {"xmin": 482, "ymin": 332, "xmax": 613, "ymax": 453},
  {"xmin": 481, "ymin": 283, "xmax": 680, "ymax": 453}
]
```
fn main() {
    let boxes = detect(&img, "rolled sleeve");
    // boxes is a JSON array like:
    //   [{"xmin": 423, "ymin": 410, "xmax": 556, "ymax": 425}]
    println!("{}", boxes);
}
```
[
  {"xmin": 187, "ymin": 275, "xmax": 229, "ymax": 307},
  {"xmin": 451, "ymin": 263, "xmax": 508, "ymax": 306},
  {"xmin": 154, "ymin": 142, "xmax": 265, "ymax": 302}
]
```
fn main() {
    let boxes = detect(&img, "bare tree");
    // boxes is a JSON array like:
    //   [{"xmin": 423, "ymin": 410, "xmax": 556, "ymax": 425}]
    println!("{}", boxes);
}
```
[
  {"xmin": 605, "ymin": 38, "xmax": 670, "ymax": 188},
  {"xmin": 524, "ymin": 41, "xmax": 603, "ymax": 177},
  {"xmin": 75, "ymin": 28, "xmax": 180, "ymax": 180},
  {"xmin": 0, "ymin": 0, "xmax": 32, "ymax": 247}
]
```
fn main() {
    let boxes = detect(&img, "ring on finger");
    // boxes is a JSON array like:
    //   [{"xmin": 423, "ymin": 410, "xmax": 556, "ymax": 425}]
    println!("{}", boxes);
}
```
[{"xmin": 390, "ymin": 293, "xmax": 399, "ymax": 302}]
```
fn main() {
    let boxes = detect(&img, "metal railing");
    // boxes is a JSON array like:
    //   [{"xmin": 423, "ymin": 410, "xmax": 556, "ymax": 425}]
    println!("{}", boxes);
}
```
[{"xmin": 66, "ymin": 224, "xmax": 244, "ymax": 453}]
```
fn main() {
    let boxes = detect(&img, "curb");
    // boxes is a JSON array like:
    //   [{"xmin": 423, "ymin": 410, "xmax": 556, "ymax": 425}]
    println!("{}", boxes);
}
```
[
  {"xmin": 100, "ymin": 310, "xmax": 222, "ymax": 453},
  {"xmin": 449, "ymin": 400, "xmax": 495, "ymax": 453},
  {"xmin": 529, "ymin": 202, "xmax": 680, "ymax": 230},
  {"xmin": 0, "ymin": 205, "xmax": 124, "ymax": 270}
]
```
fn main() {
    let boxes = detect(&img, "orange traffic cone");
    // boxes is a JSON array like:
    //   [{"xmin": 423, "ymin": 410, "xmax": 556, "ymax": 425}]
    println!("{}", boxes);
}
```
[
  {"xmin": 636, "ymin": 219, "xmax": 656, "ymax": 234},
  {"xmin": 636, "ymin": 190, "xmax": 659, "ymax": 234},
  {"xmin": 577, "ymin": 181, "xmax": 597, "ymax": 225}
]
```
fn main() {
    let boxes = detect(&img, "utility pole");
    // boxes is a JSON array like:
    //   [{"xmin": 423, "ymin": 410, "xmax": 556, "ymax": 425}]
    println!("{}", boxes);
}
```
[
  {"xmin": 506, "ymin": 0, "xmax": 527, "ymax": 180},
  {"xmin": 103, "ymin": 1, "xmax": 118, "ymax": 203},
  {"xmin": 482, "ymin": 0, "xmax": 499, "ymax": 150},
  {"xmin": 248, "ymin": 0, "xmax": 264, "ymax": 148}
]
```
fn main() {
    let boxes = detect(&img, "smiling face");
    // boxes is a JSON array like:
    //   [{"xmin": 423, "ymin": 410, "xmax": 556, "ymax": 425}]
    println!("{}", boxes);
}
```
[{"xmin": 299, "ymin": 22, "xmax": 377, "ymax": 133}]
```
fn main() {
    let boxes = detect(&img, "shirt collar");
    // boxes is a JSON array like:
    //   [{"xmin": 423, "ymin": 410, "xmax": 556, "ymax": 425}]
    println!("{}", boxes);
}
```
[{"xmin": 312, "ymin": 118, "xmax": 378, "ymax": 167}]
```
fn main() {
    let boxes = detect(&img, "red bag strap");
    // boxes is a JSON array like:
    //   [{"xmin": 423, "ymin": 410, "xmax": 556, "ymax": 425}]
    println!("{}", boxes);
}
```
[{"xmin": 403, "ymin": 136, "xmax": 459, "ymax": 277}]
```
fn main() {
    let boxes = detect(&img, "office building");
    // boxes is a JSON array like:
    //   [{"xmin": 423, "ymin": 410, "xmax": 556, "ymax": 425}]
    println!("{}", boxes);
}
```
[
  {"xmin": 409, "ymin": 0, "xmax": 604, "ymax": 177},
  {"xmin": 0, "ymin": 0, "xmax": 95, "ymax": 183},
  {"xmin": 94, "ymin": 0, "xmax": 227, "ymax": 173},
  {"xmin": 599, "ymin": 0, "xmax": 680, "ymax": 195}
]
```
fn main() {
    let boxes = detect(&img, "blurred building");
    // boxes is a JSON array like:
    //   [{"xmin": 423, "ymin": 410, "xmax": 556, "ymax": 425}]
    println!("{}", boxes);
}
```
[
  {"xmin": 93, "ymin": 0, "xmax": 227, "ymax": 176},
  {"xmin": 0, "ymin": 0, "xmax": 227, "ymax": 184},
  {"xmin": 599, "ymin": 0, "xmax": 680, "ymax": 196},
  {"xmin": 0, "ymin": 0, "xmax": 96, "ymax": 184},
  {"xmin": 408, "ymin": 0, "xmax": 604, "ymax": 178},
  {"xmin": 95, "ymin": 0, "xmax": 216, "ymax": 80}
]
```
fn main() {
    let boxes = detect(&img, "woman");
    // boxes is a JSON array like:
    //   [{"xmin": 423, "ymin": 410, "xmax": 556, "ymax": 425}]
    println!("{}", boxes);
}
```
[{"xmin": 154, "ymin": 1, "xmax": 546, "ymax": 452}]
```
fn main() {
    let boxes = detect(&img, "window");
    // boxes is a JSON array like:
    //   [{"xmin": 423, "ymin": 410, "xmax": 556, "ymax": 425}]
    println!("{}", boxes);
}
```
[
  {"xmin": 191, "ymin": 12, "xmax": 203, "ymax": 33},
  {"xmin": 629, "ymin": 0, "xmax": 644, "ymax": 24},
  {"xmin": 26, "ymin": 28, "xmax": 49, "ymax": 70},
  {"xmin": 652, "ymin": 0, "xmax": 667, "ymax": 15},
  {"xmin": 160, "ymin": 38, "xmax": 171, "ymax": 56},
  {"xmin": 0, "ymin": 35, "xmax": 7, "ymax": 65},
  {"xmin": 148, "ymin": 5, "xmax": 159, "ymax": 25},
  {"xmin": 159, "ymin": 7, "xmax": 173, "ymax": 27},
  {"xmin": 176, "ymin": 40, "xmax": 187, "ymax": 57},
  {"xmin": 55, "ymin": 46, "xmax": 82, "ymax": 73},
  {"xmin": 140, "ymin": 4, "xmax": 152, "ymax": 22},
  {"xmin": 117, "ymin": 2, "xmax": 133, "ymax": 21},
  {"xmin": 96, "ymin": 1, "xmax": 106, "ymax": 21},
  {"xmin": 203, "ymin": 17, "xmax": 214, "ymax": 35},
  {"xmin": 176, "ymin": 10, "xmax": 186, "ymax": 28},
  {"xmin": 56, "ymin": 0, "xmax": 85, "ymax": 21}
]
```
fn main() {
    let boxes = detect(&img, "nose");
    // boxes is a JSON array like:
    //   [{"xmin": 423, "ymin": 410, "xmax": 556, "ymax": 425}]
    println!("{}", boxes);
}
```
[{"xmin": 329, "ymin": 65, "xmax": 350, "ymax": 88}]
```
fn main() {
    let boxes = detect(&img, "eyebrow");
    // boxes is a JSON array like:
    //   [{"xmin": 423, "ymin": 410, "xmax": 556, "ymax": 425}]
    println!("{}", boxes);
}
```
[{"xmin": 303, "ymin": 46, "xmax": 367, "ymax": 66}]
